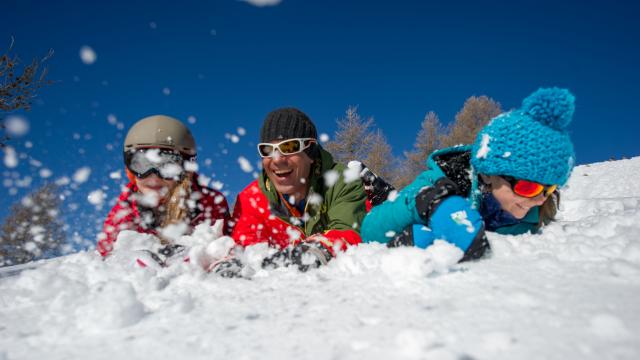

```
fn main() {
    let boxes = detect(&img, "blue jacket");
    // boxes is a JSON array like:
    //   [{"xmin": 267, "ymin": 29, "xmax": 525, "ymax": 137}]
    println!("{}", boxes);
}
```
[{"xmin": 361, "ymin": 146, "xmax": 540, "ymax": 244}]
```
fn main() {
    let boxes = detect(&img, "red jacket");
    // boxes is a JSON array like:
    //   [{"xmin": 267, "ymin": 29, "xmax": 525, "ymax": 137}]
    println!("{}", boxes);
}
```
[
  {"xmin": 98, "ymin": 177, "xmax": 229, "ymax": 257},
  {"xmin": 230, "ymin": 180, "xmax": 364, "ymax": 255}
]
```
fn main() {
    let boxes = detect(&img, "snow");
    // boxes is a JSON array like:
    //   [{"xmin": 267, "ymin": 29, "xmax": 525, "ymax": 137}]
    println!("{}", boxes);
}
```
[
  {"xmin": 162, "ymin": 87, "xmax": 171, "ymax": 96},
  {"xmin": 39, "ymin": 168, "xmax": 52, "ymax": 178},
  {"xmin": 319, "ymin": 133, "xmax": 330, "ymax": 143},
  {"xmin": 242, "ymin": 0, "xmax": 282, "ymax": 7},
  {"xmin": 107, "ymin": 114, "xmax": 118, "ymax": 125},
  {"xmin": 237, "ymin": 156, "xmax": 253, "ymax": 173},
  {"xmin": 1, "ymin": 158, "xmax": 640, "ymax": 359},
  {"xmin": 476, "ymin": 133, "xmax": 491, "ymax": 159},
  {"xmin": 4, "ymin": 116, "xmax": 30, "ymax": 137},
  {"xmin": 450, "ymin": 210, "xmax": 475, "ymax": 233},
  {"xmin": 344, "ymin": 161, "xmax": 363, "ymax": 183},
  {"xmin": 323, "ymin": 169, "xmax": 339, "ymax": 187},
  {"xmin": 3, "ymin": 146, "xmax": 18, "ymax": 168},
  {"xmin": 87, "ymin": 189, "xmax": 106, "ymax": 206},
  {"xmin": 72, "ymin": 167, "xmax": 92, "ymax": 184},
  {"xmin": 79, "ymin": 46, "xmax": 97, "ymax": 65},
  {"xmin": 109, "ymin": 170, "xmax": 122, "ymax": 179}
]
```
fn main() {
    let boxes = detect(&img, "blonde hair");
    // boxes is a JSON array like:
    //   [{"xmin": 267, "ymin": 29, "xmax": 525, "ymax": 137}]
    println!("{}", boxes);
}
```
[{"xmin": 148, "ymin": 175, "xmax": 192, "ymax": 245}]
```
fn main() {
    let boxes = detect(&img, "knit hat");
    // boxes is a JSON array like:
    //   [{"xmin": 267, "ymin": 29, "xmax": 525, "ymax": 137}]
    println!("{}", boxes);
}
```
[
  {"xmin": 260, "ymin": 108, "xmax": 318, "ymax": 142},
  {"xmin": 260, "ymin": 107, "xmax": 319, "ymax": 158},
  {"xmin": 471, "ymin": 87, "xmax": 576, "ymax": 186}
]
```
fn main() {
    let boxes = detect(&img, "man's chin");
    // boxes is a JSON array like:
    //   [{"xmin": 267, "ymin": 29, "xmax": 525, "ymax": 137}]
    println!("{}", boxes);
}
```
[{"xmin": 272, "ymin": 183, "xmax": 295, "ymax": 195}]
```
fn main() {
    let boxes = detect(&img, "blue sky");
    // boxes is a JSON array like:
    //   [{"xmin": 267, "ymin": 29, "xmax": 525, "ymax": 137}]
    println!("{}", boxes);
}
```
[{"xmin": 2, "ymin": 0, "xmax": 639, "ymax": 246}]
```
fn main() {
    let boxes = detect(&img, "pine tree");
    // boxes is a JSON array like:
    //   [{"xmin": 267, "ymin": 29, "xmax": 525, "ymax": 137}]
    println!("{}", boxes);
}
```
[
  {"xmin": 324, "ymin": 106, "xmax": 375, "ymax": 164},
  {"xmin": 364, "ymin": 130, "xmax": 396, "ymax": 184},
  {"xmin": 325, "ymin": 106, "xmax": 397, "ymax": 184},
  {"xmin": 1, "ymin": 37, "xmax": 53, "ymax": 147},
  {"xmin": 396, "ymin": 111, "xmax": 443, "ymax": 188},
  {"xmin": 440, "ymin": 95, "xmax": 502, "ymax": 148},
  {"xmin": 0, "ymin": 184, "xmax": 67, "ymax": 266}
]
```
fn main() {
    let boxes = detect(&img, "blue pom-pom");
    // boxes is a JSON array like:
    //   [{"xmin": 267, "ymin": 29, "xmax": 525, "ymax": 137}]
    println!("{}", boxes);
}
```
[{"xmin": 522, "ymin": 87, "xmax": 575, "ymax": 130}]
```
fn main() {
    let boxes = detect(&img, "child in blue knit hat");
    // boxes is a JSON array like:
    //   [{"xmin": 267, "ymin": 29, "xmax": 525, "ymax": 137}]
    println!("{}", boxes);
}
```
[{"xmin": 361, "ymin": 87, "xmax": 576, "ymax": 261}]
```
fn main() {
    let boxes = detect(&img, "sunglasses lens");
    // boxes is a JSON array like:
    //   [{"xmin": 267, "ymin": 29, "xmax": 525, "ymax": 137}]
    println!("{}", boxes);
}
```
[
  {"xmin": 513, "ymin": 180, "xmax": 544, "ymax": 198},
  {"xmin": 278, "ymin": 139, "xmax": 301, "ymax": 155},
  {"xmin": 258, "ymin": 144, "xmax": 275, "ymax": 157}
]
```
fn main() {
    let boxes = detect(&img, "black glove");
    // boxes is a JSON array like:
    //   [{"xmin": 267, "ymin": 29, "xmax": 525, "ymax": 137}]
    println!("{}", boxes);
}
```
[
  {"xmin": 415, "ymin": 178, "xmax": 461, "ymax": 222},
  {"xmin": 291, "ymin": 241, "xmax": 333, "ymax": 272},
  {"xmin": 210, "ymin": 258, "xmax": 244, "ymax": 278},
  {"xmin": 359, "ymin": 163, "xmax": 396, "ymax": 207},
  {"xmin": 262, "ymin": 241, "xmax": 333, "ymax": 272}
]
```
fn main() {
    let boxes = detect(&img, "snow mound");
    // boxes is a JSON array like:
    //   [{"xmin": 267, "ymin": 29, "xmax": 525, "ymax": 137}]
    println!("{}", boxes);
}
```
[{"xmin": 2, "ymin": 157, "xmax": 640, "ymax": 359}]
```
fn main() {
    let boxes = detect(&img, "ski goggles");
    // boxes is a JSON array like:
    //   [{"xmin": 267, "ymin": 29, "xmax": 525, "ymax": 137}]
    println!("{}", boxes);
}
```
[
  {"xmin": 500, "ymin": 175, "xmax": 557, "ymax": 198},
  {"xmin": 124, "ymin": 148, "xmax": 193, "ymax": 180},
  {"xmin": 257, "ymin": 138, "xmax": 316, "ymax": 158}
]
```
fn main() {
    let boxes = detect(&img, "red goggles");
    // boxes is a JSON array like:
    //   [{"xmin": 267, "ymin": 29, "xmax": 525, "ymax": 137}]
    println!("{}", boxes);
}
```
[{"xmin": 500, "ymin": 176, "xmax": 557, "ymax": 198}]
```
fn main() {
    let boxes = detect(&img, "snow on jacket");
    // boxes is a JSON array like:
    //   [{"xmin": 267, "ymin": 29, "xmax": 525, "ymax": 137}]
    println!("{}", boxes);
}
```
[
  {"xmin": 361, "ymin": 146, "xmax": 540, "ymax": 243},
  {"xmin": 230, "ymin": 148, "xmax": 367, "ymax": 254},
  {"xmin": 98, "ymin": 175, "xmax": 230, "ymax": 256}
]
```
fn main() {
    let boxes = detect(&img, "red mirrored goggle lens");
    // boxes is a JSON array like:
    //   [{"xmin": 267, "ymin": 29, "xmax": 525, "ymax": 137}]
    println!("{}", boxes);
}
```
[{"xmin": 512, "ymin": 179, "xmax": 557, "ymax": 198}]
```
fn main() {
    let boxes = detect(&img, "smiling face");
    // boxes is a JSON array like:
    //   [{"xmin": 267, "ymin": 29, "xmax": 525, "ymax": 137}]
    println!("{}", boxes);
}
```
[
  {"xmin": 484, "ymin": 175, "xmax": 548, "ymax": 219},
  {"xmin": 135, "ymin": 173, "xmax": 176, "ymax": 205},
  {"xmin": 262, "ymin": 146, "xmax": 314, "ymax": 201}
]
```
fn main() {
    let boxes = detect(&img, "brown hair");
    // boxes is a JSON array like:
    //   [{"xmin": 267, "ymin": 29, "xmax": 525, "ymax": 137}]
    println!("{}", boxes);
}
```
[{"xmin": 538, "ymin": 191, "xmax": 560, "ymax": 227}]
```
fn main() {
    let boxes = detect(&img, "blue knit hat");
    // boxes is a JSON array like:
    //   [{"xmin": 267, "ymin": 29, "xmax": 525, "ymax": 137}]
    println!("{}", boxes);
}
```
[{"xmin": 471, "ymin": 87, "xmax": 576, "ymax": 186}]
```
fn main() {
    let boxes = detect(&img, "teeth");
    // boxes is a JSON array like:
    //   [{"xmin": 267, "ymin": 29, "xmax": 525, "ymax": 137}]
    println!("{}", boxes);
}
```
[{"xmin": 274, "ymin": 170, "xmax": 291, "ymax": 175}]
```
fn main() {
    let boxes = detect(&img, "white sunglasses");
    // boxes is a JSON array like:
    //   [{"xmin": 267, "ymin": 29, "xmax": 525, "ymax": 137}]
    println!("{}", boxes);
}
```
[{"xmin": 257, "ymin": 138, "xmax": 316, "ymax": 158}]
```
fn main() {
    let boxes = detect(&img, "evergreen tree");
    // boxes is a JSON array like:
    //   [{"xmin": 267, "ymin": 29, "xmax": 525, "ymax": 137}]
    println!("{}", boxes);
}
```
[
  {"xmin": 1, "ymin": 37, "xmax": 53, "ymax": 147},
  {"xmin": 325, "ymin": 106, "xmax": 397, "ymax": 185},
  {"xmin": 324, "ymin": 105, "xmax": 375, "ymax": 164},
  {"xmin": 364, "ymin": 130, "xmax": 396, "ymax": 185},
  {"xmin": 396, "ymin": 111, "xmax": 443, "ymax": 188},
  {"xmin": 0, "ymin": 184, "xmax": 67, "ymax": 266},
  {"xmin": 440, "ymin": 95, "xmax": 502, "ymax": 148}
]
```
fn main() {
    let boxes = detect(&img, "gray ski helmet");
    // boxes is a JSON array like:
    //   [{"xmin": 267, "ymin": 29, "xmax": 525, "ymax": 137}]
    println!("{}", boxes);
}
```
[{"xmin": 124, "ymin": 115, "xmax": 196, "ymax": 156}]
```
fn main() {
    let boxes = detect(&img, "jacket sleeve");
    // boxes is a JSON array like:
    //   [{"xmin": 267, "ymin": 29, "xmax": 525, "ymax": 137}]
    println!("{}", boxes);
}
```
[
  {"xmin": 230, "ymin": 191, "xmax": 267, "ymax": 247},
  {"xmin": 361, "ymin": 169, "xmax": 440, "ymax": 244},
  {"xmin": 318, "ymin": 175, "xmax": 368, "ymax": 250}
]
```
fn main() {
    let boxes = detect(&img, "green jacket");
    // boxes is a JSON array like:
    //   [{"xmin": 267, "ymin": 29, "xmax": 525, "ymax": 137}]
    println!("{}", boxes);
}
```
[{"xmin": 231, "ymin": 147, "xmax": 367, "ymax": 249}]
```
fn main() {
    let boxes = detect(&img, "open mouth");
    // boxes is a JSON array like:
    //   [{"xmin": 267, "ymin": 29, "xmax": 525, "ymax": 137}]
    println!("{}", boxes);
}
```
[{"xmin": 273, "ymin": 169, "xmax": 293, "ymax": 179}]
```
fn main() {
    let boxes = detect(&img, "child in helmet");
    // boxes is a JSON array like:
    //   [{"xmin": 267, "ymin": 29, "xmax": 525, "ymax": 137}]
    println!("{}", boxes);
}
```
[
  {"xmin": 361, "ymin": 88, "xmax": 576, "ymax": 261},
  {"xmin": 98, "ymin": 115, "xmax": 230, "ymax": 265}
]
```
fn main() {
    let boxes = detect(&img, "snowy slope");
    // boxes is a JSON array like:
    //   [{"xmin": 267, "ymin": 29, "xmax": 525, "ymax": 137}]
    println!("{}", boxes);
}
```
[{"xmin": 1, "ymin": 158, "xmax": 640, "ymax": 360}]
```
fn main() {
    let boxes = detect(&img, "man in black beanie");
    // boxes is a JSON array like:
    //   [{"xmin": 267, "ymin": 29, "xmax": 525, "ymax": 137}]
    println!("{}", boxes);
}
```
[{"xmin": 229, "ymin": 107, "xmax": 368, "ymax": 272}]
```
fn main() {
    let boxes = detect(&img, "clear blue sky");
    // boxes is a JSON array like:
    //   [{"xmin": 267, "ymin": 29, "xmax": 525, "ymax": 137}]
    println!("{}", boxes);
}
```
[{"xmin": 2, "ymin": 0, "xmax": 639, "ymax": 246}]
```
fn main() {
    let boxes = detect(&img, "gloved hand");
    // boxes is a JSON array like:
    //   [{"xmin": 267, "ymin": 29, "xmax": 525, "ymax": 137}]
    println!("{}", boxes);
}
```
[
  {"xmin": 261, "ymin": 240, "xmax": 333, "ymax": 272},
  {"xmin": 409, "ymin": 182, "xmax": 490, "ymax": 260},
  {"xmin": 428, "ymin": 195, "xmax": 485, "ymax": 254},
  {"xmin": 291, "ymin": 241, "xmax": 333, "ymax": 272}
]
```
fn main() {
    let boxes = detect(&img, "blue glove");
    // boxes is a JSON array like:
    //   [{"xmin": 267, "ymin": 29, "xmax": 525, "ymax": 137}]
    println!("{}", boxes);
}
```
[
  {"xmin": 411, "ymin": 196, "xmax": 484, "ymax": 254},
  {"xmin": 428, "ymin": 196, "xmax": 485, "ymax": 253}
]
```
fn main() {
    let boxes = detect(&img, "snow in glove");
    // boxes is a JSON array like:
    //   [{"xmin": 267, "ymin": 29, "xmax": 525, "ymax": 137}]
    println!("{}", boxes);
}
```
[
  {"xmin": 262, "ymin": 240, "xmax": 333, "ymax": 272},
  {"xmin": 387, "ymin": 179, "xmax": 489, "ymax": 261}
]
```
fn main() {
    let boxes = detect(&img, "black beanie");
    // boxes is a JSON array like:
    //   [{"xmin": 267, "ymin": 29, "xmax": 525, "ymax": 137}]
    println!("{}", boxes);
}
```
[{"xmin": 260, "ymin": 108, "xmax": 318, "ymax": 143}]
